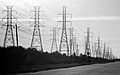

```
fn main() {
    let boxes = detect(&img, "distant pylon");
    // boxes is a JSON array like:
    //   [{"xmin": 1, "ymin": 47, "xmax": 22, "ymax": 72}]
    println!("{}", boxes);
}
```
[
  {"xmin": 85, "ymin": 27, "xmax": 91, "ymax": 56},
  {"xmin": 30, "ymin": 6, "xmax": 43, "ymax": 51},
  {"xmin": 76, "ymin": 44, "xmax": 79, "ymax": 56},
  {"xmin": 69, "ymin": 28, "xmax": 74, "ymax": 56},
  {"xmin": 73, "ymin": 37, "xmax": 77, "ymax": 55},
  {"xmin": 94, "ymin": 42, "xmax": 97, "ymax": 57},
  {"xmin": 92, "ymin": 42, "xmax": 97, "ymax": 57},
  {"xmin": 109, "ymin": 48, "xmax": 113, "ymax": 60},
  {"xmin": 59, "ymin": 6, "xmax": 70, "ymax": 56},
  {"xmin": 106, "ymin": 46, "xmax": 110, "ymax": 59},
  {"xmin": 51, "ymin": 27, "xmax": 58, "ymax": 53},
  {"xmin": 96, "ymin": 37, "xmax": 102, "ymax": 58},
  {"xmin": 103, "ymin": 42, "xmax": 106, "ymax": 58},
  {"xmin": 3, "ymin": 6, "xmax": 17, "ymax": 47}
]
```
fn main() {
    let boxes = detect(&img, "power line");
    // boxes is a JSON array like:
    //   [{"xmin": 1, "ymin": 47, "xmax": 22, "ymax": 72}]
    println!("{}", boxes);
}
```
[
  {"xmin": 19, "ymin": 35, "xmax": 31, "ymax": 40},
  {"xmin": 18, "ymin": 28, "xmax": 32, "ymax": 35}
]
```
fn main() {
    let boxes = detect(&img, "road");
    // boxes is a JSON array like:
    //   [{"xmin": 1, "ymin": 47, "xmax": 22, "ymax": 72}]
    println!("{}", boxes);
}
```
[{"xmin": 17, "ymin": 62, "xmax": 120, "ymax": 75}]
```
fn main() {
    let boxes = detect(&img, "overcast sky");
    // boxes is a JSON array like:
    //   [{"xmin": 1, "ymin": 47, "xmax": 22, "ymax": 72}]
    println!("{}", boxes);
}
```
[{"xmin": 0, "ymin": 0, "xmax": 120, "ymax": 57}]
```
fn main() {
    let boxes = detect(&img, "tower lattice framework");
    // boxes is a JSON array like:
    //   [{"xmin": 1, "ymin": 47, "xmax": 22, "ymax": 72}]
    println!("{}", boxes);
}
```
[
  {"xmin": 59, "ymin": 6, "xmax": 70, "ymax": 56},
  {"xmin": 30, "ymin": 6, "xmax": 43, "ymax": 51},
  {"xmin": 69, "ymin": 28, "xmax": 74, "ymax": 56},
  {"xmin": 96, "ymin": 37, "xmax": 102, "ymax": 57},
  {"xmin": 51, "ymin": 27, "xmax": 58, "ymax": 52},
  {"xmin": 85, "ymin": 27, "xmax": 91, "ymax": 56},
  {"xmin": 3, "ymin": 6, "xmax": 17, "ymax": 47}
]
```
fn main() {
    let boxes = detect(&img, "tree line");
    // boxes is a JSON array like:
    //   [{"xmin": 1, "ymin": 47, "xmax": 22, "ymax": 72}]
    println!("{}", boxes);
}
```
[{"xmin": 0, "ymin": 46, "xmax": 119, "ymax": 74}]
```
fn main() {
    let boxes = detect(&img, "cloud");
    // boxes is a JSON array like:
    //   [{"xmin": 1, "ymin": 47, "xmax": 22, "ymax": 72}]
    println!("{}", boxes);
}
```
[
  {"xmin": 103, "ymin": 38, "xmax": 120, "ymax": 43},
  {"xmin": 72, "ymin": 16, "xmax": 120, "ymax": 21},
  {"xmin": 55, "ymin": 16, "xmax": 120, "ymax": 21}
]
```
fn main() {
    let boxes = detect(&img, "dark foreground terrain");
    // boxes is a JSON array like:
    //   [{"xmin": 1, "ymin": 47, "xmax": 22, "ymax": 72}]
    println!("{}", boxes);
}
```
[{"xmin": 0, "ymin": 46, "xmax": 119, "ymax": 74}]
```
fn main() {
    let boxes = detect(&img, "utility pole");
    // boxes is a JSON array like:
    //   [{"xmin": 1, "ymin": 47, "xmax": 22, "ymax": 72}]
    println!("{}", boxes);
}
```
[
  {"xmin": 85, "ymin": 27, "xmax": 91, "ymax": 56},
  {"xmin": 30, "ymin": 6, "xmax": 44, "ymax": 51},
  {"xmin": 58, "ymin": 6, "xmax": 71, "ymax": 56},
  {"xmin": 2, "ymin": 6, "xmax": 17, "ymax": 47},
  {"xmin": 51, "ymin": 27, "xmax": 58, "ymax": 53},
  {"xmin": 15, "ymin": 23, "xmax": 18, "ymax": 47},
  {"xmin": 69, "ymin": 28, "xmax": 73, "ymax": 56}
]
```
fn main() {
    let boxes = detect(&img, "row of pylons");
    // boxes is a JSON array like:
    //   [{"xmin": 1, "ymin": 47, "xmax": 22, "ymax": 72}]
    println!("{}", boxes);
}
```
[{"xmin": 1, "ymin": 6, "xmax": 115, "ymax": 60}]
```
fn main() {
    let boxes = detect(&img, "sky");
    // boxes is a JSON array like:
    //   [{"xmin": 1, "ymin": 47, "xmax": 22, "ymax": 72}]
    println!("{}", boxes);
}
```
[{"xmin": 0, "ymin": 0, "xmax": 120, "ymax": 57}]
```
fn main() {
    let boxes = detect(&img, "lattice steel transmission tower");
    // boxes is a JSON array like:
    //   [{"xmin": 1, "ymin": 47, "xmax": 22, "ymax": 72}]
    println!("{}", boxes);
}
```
[
  {"xmin": 85, "ymin": 27, "xmax": 91, "ymax": 56},
  {"xmin": 2, "ymin": 6, "xmax": 17, "ymax": 47},
  {"xmin": 76, "ymin": 44, "xmax": 79, "ymax": 56},
  {"xmin": 92, "ymin": 42, "xmax": 97, "ymax": 57},
  {"xmin": 69, "ymin": 28, "xmax": 74, "ymax": 56},
  {"xmin": 106, "ymin": 46, "xmax": 110, "ymax": 59},
  {"xmin": 30, "ymin": 6, "xmax": 44, "ymax": 51},
  {"xmin": 94, "ymin": 42, "xmax": 97, "ymax": 57},
  {"xmin": 73, "ymin": 37, "xmax": 77, "ymax": 55},
  {"xmin": 96, "ymin": 37, "xmax": 102, "ymax": 58},
  {"xmin": 103, "ymin": 42, "xmax": 106, "ymax": 58},
  {"xmin": 58, "ymin": 6, "xmax": 71, "ymax": 56},
  {"xmin": 51, "ymin": 27, "xmax": 58, "ymax": 53},
  {"xmin": 109, "ymin": 48, "xmax": 113, "ymax": 60}
]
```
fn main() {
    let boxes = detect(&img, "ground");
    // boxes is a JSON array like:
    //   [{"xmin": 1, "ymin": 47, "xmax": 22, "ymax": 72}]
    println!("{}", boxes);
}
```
[{"xmin": 16, "ymin": 62, "xmax": 120, "ymax": 75}]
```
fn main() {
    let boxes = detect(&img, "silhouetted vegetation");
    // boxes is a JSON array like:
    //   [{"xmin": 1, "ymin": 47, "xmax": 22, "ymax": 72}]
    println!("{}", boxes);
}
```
[{"xmin": 0, "ymin": 46, "xmax": 119, "ymax": 74}]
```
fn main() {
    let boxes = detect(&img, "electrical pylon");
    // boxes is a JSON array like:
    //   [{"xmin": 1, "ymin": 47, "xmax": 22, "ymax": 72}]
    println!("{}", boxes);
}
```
[
  {"xmin": 69, "ymin": 28, "xmax": 73, "ymax": 56},
  {"xmin": 73, "ymin": 37, "xmax": 77, "ymax": 55},
  {"xmin": 30, "ymin": 6, "xmax": 43, "ymax": 51},
  {"xmin": 96, "ymin": 37, "xmax": 102, "ymax": 58},
  {"xmin": 58, "ymin": 6, "xmax": 71, "ymax": 56},
  {"xmin": 51, "ymin": 27, "xmax": 58, "ymax": 53},
  {"xmin": 92, "ymin": 42, "xmax": 97, "ymax": 57},
  {"xmin": 106, "ymin": 46, "xmax": 110, "ymax": 59},
  {"xmin": 109, "ymin": 48, "xmax": 113, "ymax": 60},
  {"xmin": 103, "ymin": 42, "xmax": 106, "ymax": 58},
  {"xmin": 76, "ymin": 44, "xmax": 79, "ymax": 56},
  {"xmin": 94, "ymin": 42, "xmax": 97, "ymax": 57},
  {"xmin": 85, "ymin": 27, "xmax": 91, "ymax": 56},
  {"xmin": 2, "ymin": 6, "xmax": 17, "ymax": 47}
]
